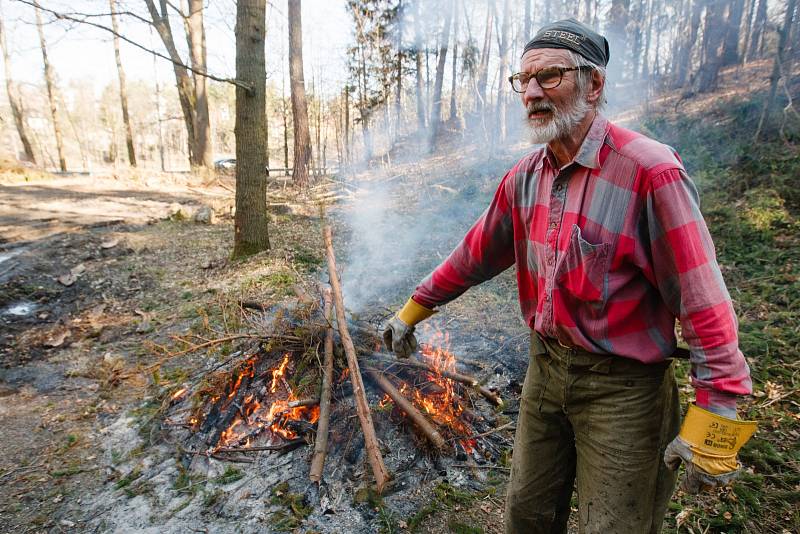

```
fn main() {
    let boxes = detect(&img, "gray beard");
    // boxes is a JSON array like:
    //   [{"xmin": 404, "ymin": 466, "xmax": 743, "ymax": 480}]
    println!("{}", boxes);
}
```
[{"xmin": 526, "ymin": 92, "xmax": 592, "ymax": 145}]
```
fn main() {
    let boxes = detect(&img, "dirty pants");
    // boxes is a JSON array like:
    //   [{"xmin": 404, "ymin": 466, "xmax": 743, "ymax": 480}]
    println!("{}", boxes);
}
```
[{"xmin": 504, "ymin": 334, "xmax": 680, "ymax": 534}]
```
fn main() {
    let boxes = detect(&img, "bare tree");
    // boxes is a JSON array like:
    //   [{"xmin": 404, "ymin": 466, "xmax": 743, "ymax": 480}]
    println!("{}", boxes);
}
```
[
  {"xmin": 109, "ymin": 0, "xmax": 136, "ymax": 167},
  {"xmin": 475, "ymin": 2, "xmax": 493, "ymax": 120},
  {"xmin": 233, "ymin": 0, "xmax": 270, "ymax": 257},
  {"xmin": 672, "ymin": 0, "xmax": 703, "ymax": 88},
  {"xmin": 185, "ymin": 0, "xmax": 213, "ymax": 168},
  {"xmin": 746, "ymin": 0, "xmax": 768, "ymax": 61},
  {"xmin": 721, "ymin": 0, "xmax": 745, "ymax": 66},
  {"xmin": 288, "ymin": 0, "xmax": 312, "ymax": 187},
  {"xmin": 35, "ymin": 4, "xmax": 66, "ymax": 172},
  {"xmin": 0, "ymin": 4, "xmax": 35, "ymax": 163}
]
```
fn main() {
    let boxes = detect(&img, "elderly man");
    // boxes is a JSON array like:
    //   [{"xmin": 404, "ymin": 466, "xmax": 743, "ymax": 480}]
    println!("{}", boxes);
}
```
[{"xmin": 383, "ymin": 19, "xmax": 757, "ymax": 534}]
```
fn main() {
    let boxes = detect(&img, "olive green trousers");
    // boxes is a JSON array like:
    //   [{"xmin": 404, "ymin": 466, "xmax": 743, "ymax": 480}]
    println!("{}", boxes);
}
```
[{"xmin": 504, "ymin": 334, "xmax": 681, "ymax": 534}]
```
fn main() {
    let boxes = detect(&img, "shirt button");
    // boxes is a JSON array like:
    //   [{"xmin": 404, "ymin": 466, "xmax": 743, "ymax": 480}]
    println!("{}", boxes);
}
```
[{"xmin": 550, "ymin": 222, "xmax": 557, "ymax": 229}]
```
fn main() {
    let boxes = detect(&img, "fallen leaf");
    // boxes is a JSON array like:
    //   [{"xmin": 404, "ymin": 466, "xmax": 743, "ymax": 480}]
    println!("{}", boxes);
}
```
[{"xmin": 100, "ymin": 238, "xmax": 119, "ymax": 249}]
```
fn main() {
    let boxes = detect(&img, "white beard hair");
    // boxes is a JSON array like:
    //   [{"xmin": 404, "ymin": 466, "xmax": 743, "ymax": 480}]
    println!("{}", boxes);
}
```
[{"xmin": 526, "ymin": 87, "xmax": 593, "ymax": 145}]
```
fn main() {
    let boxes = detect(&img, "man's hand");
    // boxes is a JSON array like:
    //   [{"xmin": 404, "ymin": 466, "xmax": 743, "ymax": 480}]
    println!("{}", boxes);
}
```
[
  {"xmin": 664, "ymin": 405, "xmax": 757, "ymax": 493},
  {"xmin": 382, "ymin": 297, "xmax": 436, "ymax": 358},
  {"xmin": 382, "ymin": 316, "xmax": 418, "ymax": 358}
]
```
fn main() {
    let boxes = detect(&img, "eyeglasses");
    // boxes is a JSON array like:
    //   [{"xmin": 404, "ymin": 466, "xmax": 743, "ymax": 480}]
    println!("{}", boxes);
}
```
[{"xmin": 508, "ymin": 66, "xmax": 593, "ymax": 93}]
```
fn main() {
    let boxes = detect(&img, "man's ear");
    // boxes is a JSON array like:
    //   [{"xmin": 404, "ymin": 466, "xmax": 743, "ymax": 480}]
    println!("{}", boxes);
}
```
[{"xmin": 587, "ymin": 69, "xmax": 605, "ymax": 106}]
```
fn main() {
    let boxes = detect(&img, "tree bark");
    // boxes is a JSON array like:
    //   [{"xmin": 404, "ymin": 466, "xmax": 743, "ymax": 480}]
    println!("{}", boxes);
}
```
[
  {"xmin": 233, "ymin": 0, "xmax": 270, "ymax": 258},
  {"xmin": 186, "ymin": 0, "xmax": 213, "ymax": 168},
  {"xmin": 35, "ymin": 5, "xmax": 66, "ymax": 172},
  {"xmin": 144, "ymin": 0, "xmax": 197, "ymax": 167},
  {"xmin": 109, "ymin": 0, "xmax": 136, "ymax": 167},
  {"xmin": 448, "ymin": 0, "xmax": 461, "ymax": 127},
  {"xmin": 323, "ymin": 226, "xmax": 390, "ymax": 492},
  {"xmin": 395, "ymin": 0, "xmax": 403, "ymax": 138},
  {"xmin": 0, "ymin": 9, "xmax": 35, "ymax": 163},
  {"xmin": 288, "ymin": 0, "xmax": 311, "ymax": 187},
  {"xmin": 721, "ymin": 0, "xmax": 745, "ymax": 66},
  {"xmin": 429, "ymin": 0, "xmax": 453, "ymax": 146},
  {"xmin": 524, "ymin": 0, "xmax": 532, "ymax": 41}
]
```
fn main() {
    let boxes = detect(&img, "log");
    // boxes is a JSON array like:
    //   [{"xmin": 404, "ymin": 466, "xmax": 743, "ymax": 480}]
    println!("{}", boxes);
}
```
[
  {"xmin": 366, "ymin": 352, "xmax": 504, "ymax": 407},
  {"xmin": 364, "ymin": 367, "xmax": 447, "ymax": 450},
  {"xmin": 323, "ymin": 226, "xmax": 390, "ymax": 492},
  {"xmin": 310, "ymin": 286, "xmax": 334, "ymax": 483}
]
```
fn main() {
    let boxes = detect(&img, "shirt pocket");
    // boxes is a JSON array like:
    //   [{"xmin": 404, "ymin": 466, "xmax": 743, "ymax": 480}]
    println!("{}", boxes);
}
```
[{"xmin": 555, "ymin": 224, "xmax": 611, "ymax": 304}]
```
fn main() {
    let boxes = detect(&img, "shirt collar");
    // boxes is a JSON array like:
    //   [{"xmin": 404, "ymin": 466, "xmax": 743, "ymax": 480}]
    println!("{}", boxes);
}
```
[{"xmin": 544, "ymin": 113, "xmax": 609, "ymax": 171}]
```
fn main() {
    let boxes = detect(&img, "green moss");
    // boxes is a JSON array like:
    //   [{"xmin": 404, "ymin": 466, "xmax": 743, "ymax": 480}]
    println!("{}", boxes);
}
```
[
  {"xmin": 447, "ymin": 520, "xmax": 483, "ymax": 534},
  {"xmin": 270, "ymin": 481, "xmax": 311, "ymax": 532},
  {"xmin": 213, "ymin": 466, "xmax": 243, "ymax": 485}
]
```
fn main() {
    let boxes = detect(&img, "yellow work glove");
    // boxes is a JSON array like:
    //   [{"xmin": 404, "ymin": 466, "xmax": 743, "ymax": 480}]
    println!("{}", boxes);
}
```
[
  {"xmin": 664, "ymin": 404, "xmax": 757, "ymax": 493},
  {"xmin": 382, "ymin": 298, "xmax": 436, "ymax": 358}
]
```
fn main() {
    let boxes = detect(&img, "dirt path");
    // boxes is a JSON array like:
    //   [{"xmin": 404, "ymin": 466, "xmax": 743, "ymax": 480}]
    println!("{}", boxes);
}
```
[{"xmin": 0, "ymin": 175, "xmax": 230, "ymax": 245}]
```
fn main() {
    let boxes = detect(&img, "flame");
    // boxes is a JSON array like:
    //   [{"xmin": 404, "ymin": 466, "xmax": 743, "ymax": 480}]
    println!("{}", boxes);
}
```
[
  {"xmin": 411, "ymin": 328, "xmax": 474, "ymax": 448},
  {"xmin": 213, "ymin": 354, "xmax": 320, "ymax": 449},
  {"xmin": 171, "ymin": 387, "xmax": 188, "ymax": 400},
  {"xmin": 378, "ymin": 393, "xmax": 393, "ymax": 408},
  {"xmin": 270, "ymin": 353, "xmax": 291, "ymax": 393}
]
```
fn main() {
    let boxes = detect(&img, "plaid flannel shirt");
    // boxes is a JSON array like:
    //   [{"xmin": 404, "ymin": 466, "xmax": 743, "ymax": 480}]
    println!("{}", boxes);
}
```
[{"xmin": 413, "ymin": 115, "xmax": 752, "ymax": 414}]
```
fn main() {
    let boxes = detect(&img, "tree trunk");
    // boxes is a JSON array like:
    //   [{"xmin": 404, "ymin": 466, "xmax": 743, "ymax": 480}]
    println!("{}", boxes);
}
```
[
  {"xmin": 721, "ymin": 0, "xmax": 745, "ymax": 66},
  {"xmin": 35, "ymin": 5, "xmax": 66, "ymax": 172},
  {"xmin": 187, "ymin": 0, "xmax": 213, "ymax": 168},
  {"xmin": 109, "ymin": 0, "xmax": 136, "ymax": 167},
  {"xmin": 672, "ymin": 0, "xmax": 703, "ymax": 88},
  {"xmin": 429, "ymin": 0, "xmax": 453, "ymax": 146},
  {"xmin": 344, "ymin": 87, "xmax": 350, "ymax": 165},
  {"xmin": 395, "ymin": 0, "xmax": 403, "ymax": 138},
  {"xmin": 0, "ymin": 9, "xmax": 35, "ymax": 163},
  {"xmin": 282, "ymin": 85, "xmax": 289, "ymax": 170},
  {"xmin": 694, "ymin": 0, "xmax": 727, "ymax": 93},
  {"xmin": 741, "ymin": 0, "xmax": 756, "ymax": 65},
  {"xmin": 144, "ymin": 0, "xmax": 196, "ymax": 167},
  {"xmin": 754, "ymin": 0, "xmax": 797, "ymax": 140},
  {"xmin": 747, "ymin": 0, "xmax": 767, "ymax": 60},
  {"xmin": 641, "ymin": 0, "xmax": 654, "ymax": 79},
  {"xmin": 233, "ymin": 0, "xmax": 270, "ymax": 258},
  {"xmin": 414, "ymin": 0, "xmax": 426, "ymax": 130},
  {"xmin": 524, "ymin": 0, "xmax": 532, "ymax": 40},
  {"xmin": 496, "ymin": 0, "xmax": 511, "ymax": 143},
  {"xmin": 607, "ymin": 0, "xmax": 631, "ymax": 79},
  {"xmin": 288, "ymin": 0, "xmax": 312, "ymax": 187},
  {"xmin": 448, "ymin": 0, "xmax": 460, "ymax": 126},
  {"xmin": 475, "ymin": 3, "xmax": 493, "ymax": 118}
]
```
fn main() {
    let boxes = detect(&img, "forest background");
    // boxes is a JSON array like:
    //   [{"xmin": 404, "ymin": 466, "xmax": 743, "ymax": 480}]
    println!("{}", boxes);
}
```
[{"xmin": 0, "ymin": 0, "xmax": 798, "ymax": 532}]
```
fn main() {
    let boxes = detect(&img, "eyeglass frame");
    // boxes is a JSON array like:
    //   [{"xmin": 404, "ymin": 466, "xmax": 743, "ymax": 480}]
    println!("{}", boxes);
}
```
[{"xmin": 508, "ymin": 65, "xmax": 594, "ymax": 93}]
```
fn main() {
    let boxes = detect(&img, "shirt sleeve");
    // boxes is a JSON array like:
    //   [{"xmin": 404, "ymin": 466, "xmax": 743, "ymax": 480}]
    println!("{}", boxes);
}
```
[
  {"xmin": 412, "ymin": 169, "xmax": 517, "ymax": 309},
  {"xmin": 645, "ymin": 167, "xmax": 752, "ymax": 416}
]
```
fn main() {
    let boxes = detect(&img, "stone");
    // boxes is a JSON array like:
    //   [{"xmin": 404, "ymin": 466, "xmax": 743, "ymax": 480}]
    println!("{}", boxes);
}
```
[{"xmin": 193, "ymin": 206, "xmax": 216, "ymax": 225}]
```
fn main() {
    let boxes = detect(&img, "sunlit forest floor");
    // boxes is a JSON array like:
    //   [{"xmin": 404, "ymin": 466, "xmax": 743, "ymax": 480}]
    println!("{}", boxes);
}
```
[{"xmin": 0, "ymin": 59, "xmax": 798, "ymax": 533}]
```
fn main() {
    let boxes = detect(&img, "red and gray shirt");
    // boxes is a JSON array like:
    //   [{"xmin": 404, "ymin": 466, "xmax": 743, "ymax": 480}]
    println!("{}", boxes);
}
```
[{"xmin": 412, "ymin": 115, "xmax": 752, "ymax": 412}]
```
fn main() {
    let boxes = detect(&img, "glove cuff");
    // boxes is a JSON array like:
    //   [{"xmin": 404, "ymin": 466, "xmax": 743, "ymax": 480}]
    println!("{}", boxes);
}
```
[
  {"xmin": 680, "ymin": 404, "xmax": 757, "ymax": 458},
  {"xmin": 397, "ymin": 297, "xmax": 436, "ymax": 326}
]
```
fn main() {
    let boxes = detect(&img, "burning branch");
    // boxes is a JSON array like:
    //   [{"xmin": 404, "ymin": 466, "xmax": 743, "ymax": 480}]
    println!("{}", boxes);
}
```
[
  {"xmin": 364, "ymin": 367, "xmax": 446, "ymax": 450},
  {"xmin": 310, "ymin": 286, "xmax": 334, "ymax": 483},
  {"xmin": 367, "ymin": 353, "xmax": 503, "ymax": 407},
  {"xmin": 323, "ymin": 226, "xmax": 391, "ymax": 492}
]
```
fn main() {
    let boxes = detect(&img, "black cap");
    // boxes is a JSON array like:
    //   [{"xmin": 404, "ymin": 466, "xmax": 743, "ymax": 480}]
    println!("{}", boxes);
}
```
[{"xmin": 522, "ymin": 18, "xmax": 610, "ymax": 67}]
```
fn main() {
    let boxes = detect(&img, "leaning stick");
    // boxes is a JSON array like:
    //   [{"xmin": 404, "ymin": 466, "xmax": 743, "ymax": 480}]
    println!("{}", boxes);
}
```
[
  {"xmin": 366, "ymin": 353, "xmax": 504, "ymax": 407},
  {"xmin": 323, "ymin": 226, "xmax": 390, "ymax": 492},
  {"xmin": 310, "ymin": 286, "xmax": 334, "ymax": 483},
  {"xmin": 364, "ymin": 367, "xmax": 447, "ymax": 450}
]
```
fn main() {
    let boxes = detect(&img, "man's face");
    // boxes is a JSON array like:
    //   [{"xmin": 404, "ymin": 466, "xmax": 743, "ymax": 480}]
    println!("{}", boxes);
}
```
[{"xmin": 518, "ymin": 48, "xmax": 592, "ymax": 144}]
